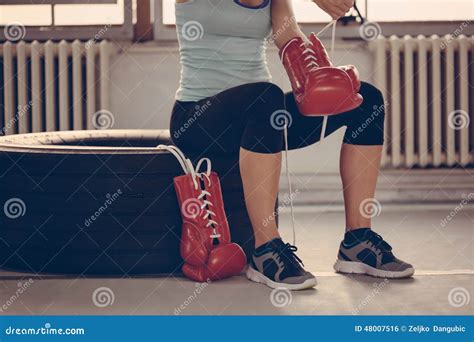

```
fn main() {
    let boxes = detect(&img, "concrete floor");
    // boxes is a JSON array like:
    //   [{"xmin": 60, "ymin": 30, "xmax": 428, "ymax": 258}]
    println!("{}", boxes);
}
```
[{"xmin": 1, "ymin": 206, "xmax": 472, "ymax": 315}]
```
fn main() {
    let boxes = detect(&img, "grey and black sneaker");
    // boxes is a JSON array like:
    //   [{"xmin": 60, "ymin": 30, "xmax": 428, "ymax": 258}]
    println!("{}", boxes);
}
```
[
  {"xmin": 246, "ymin": 238, "xmax": 317, "ymax": 290},
  {"xmin": 334, "ymin": 228, "xmax": 414, "ymax": 278}
]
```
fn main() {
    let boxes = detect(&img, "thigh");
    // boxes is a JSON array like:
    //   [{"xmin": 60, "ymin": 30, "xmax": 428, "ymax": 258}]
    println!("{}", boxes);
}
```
[
  {"xmin": 170, "ymin": 82, "xmax": 283, "ymax": 156},
  {"xmin": 170, "ymin": 97, "xmax": 236, "ymax": 156}
]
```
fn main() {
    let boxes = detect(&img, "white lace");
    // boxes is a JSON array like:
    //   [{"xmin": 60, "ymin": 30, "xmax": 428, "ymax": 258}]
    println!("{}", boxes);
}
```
[
  {"xmin": 315, "ymin": 20, "xmax": 337, "ymax": 54},
  {"xmin": 301, "ymin": 45, "xmax": 320, "ymax": 72},
  {"xmin": 195, "ymin": 159, "xmax": 220, "ymax": 238},
  {"xmin": 157, "ymin": 145, "xmax": 219, "ymax": 239},
  {"xmin": 299, "ymin": 20, "xmax": 337, "ymax": 74},
  {"xmin": 284, "ymin": 20, "xmax": 337, "ymax": 245}
]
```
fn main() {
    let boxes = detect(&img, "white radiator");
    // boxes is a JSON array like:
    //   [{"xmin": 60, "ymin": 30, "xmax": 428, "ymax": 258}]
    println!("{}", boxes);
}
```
[
  {"xmin": 1, "ymin": 40, "xmax": 114, "ymax": 135},
  {"xmin": 371, "ymin": 35, "xmax": 473, "ymax": 168}
]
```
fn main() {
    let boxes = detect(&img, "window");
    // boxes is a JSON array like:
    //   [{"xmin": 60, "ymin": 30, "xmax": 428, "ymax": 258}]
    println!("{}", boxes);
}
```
[
  {"xmin": 0, "ymin": 0, "xmax": 134, "ymax": 40},
  {"xmin": 162, "ymin": 0, "xmax": 474, "ymax": 25},
  {"xmin": 364, "ymin": 0, "xmax": 473, "ymax": 22}
]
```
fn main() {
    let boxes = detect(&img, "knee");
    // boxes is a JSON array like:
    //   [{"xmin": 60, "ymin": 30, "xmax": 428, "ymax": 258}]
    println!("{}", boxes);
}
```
[
  {"xmin": 360, "ymin": 82, "xmax": 385, "ymax": 110},
  {"xmin": 358, "ymin": 82, "xmax": 385, "ymax": 124},
  {"xmin": 241, "ymin": 82, "xmax": 286, "ymax": 153},
  {"xmin": 344, "ymin": 82, "xmax": 385, "ymax": 145},
  {"xmin": 248, "ymin": 82, "xmax": 286, "ymax": 124},
  {"xmin": 252, "ymin": 82, "xmax": 286, "ymax": 108}
]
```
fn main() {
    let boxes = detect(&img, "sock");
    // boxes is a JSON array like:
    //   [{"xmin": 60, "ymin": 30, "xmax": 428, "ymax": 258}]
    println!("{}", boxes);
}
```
[
  {"xmin": 343, "ymin": 227, "xmax": 371, "ymax": 245},
  {"xmin": 255, "ymin": 238, "xmax": 283, "ymax": 254}
]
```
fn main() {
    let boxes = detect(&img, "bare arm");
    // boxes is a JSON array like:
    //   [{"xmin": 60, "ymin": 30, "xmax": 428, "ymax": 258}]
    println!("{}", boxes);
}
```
[
  {"xmin": 270, "ymin": 0, "xmax": 306, "ymax": 49},
  {"xmin": 313, "ymin": 0, "xmax": 354, "ymax": 19},
  {"xmin": 271, "ymin": 0, "xmax": 354, "ymax": 49}
]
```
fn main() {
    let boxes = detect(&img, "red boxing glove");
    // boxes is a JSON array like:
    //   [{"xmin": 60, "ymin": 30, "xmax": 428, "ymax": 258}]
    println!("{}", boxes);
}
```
[
  {"xmin": 181, "ymin": 244, "xmax": 246, "ymax": 282},
  {"xmin": 174, "ymin": 170, "xmax": 246, "ymax": 282},
  {"xmin": 308, "ymin": 32, "xmax": 361, "ymax": 92},
  {"xmin": 279, "ymin": 36, "xmax": 362, "ymax": 116}
]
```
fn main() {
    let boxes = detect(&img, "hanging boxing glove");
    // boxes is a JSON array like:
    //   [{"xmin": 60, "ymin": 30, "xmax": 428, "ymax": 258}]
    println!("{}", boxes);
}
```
[
  {"xmin": 279, "ymin": 36, "xmax": 363, "ymax": 116},
  {"xmin": 158, "ymin": 145, "xmax": 246, "ymax": 282}
]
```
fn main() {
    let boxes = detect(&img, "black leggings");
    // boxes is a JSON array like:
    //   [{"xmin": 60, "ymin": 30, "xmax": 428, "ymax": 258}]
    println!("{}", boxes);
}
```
[{"xmin": 170, "ymin": 81, "xmax": 385, "ymax": 155}]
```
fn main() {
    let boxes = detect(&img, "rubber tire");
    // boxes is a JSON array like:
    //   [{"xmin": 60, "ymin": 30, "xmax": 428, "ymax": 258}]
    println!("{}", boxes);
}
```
[{"xmin": 0, "ymin": 130, "xmax": 259, "ymax": 275}]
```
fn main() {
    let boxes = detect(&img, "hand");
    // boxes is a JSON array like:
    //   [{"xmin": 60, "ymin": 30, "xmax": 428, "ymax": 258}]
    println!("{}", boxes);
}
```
[{"xmin": 313, "ymin": 0, "xmax": 354, "ymax": 20}]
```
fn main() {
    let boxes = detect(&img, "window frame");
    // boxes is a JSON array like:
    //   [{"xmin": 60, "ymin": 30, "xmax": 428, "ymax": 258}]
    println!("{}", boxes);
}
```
[
  {"xmin": 0, "ymin": 0, "xmax": 134, "ymax": 41},
  {"xmin": 155, "ymin": 21, "xmax": 474, "ymax": 42},
  {"xmin": 153, "ymin": 1, "xmax": 474, "ymax": 41}
]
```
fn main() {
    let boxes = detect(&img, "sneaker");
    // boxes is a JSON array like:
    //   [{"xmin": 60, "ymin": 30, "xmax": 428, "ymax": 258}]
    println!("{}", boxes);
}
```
[
  {"xmin": 246, "ymin": 238, "xmax": 317, "ymax": 290},
  {"xmin": 334, "ymin": 228, "xmax": 414, "ymax": 278}
]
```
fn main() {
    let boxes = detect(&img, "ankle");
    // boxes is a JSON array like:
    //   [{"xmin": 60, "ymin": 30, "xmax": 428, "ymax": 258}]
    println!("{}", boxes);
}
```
[
  {"xmin": 343, "ymin": 227, "xmax": 371, "ymax": 244},
  {"xmin": 254, "ymin": 237, "xmax": 283, "ymax": 255},
  {"xmin": 345, "ymin": 221, "xmax": 371, "ymax": 231},
  {"xmin": 254, "ymin": 233, "xmax": 281, "ymax": 249},
  {"xmin": 346, "ymin": 225, "xmax": 371, "ymax": 232}
]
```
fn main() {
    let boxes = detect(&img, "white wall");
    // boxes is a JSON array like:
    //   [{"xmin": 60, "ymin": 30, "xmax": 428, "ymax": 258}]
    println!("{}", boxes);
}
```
[{"xmin": 109, "ymin": 40, "xmax": 374, "ymax": 173}]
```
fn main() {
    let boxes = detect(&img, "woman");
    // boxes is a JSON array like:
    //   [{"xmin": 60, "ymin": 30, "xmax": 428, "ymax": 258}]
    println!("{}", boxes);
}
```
[{"xmin": 171, "ymin": 0, "xmax": 414, "ymax": 290}]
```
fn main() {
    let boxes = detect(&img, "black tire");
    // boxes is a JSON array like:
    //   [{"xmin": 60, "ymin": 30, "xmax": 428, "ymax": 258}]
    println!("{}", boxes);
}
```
[{"xmin": 0, "ymin": 130, "xmax": 257, "ymax": 275}]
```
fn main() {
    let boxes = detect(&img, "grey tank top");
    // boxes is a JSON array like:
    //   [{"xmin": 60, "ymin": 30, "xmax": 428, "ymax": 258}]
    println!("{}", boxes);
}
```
[{"xmin": 175, "ymin": 0, "xmax": 272, "ymax": 102}]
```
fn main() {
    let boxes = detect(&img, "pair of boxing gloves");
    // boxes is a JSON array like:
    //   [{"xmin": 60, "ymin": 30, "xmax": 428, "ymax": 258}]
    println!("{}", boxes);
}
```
[{"xmin": 280, "ymin": 32, "xmax": 362, "ymax": 116}]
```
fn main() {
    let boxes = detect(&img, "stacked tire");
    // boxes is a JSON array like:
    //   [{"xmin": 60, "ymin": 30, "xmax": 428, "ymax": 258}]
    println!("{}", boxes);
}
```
[{"xmin": 0, "ymin": 130, "xmax": 257, "ymax": 275}]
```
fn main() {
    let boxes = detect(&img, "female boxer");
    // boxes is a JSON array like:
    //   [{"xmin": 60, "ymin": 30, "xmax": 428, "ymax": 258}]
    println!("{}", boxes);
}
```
[{"xmin": 171, "ymin": 0, "xmax": 414, "ymax": 290}]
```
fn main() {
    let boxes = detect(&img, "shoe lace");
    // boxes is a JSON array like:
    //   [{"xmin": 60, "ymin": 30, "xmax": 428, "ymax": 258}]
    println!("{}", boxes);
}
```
[
  {"xmin": 274, "ymin": 243, "xmax": 304, "ymax": 269},
  {"xmin": 299, "ymin": 19, "xmax": 337, "ymax": 73},
  {"xmin": 157, "ymin": 145, "xmax": 220, "ymax": 244},
  {"xmin": 299, "ymin": 42, "xmax": 320, "ymax": 72},
  {"xmin": 366, "ymin": 231, "xmax": 394, "ymax": 258},
  {"xmin": 195, "ymin": 159, "xmax": 221, "ymax": 244}
]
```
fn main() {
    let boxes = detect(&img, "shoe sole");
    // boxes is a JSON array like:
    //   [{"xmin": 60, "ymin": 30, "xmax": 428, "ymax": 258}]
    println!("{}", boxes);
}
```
[
  {"xmin": 246, "ymin": 266, "xmax": 317, "ymax": 291},
  {"xmin": 333, "ymin": 260, "xmax": 415, "ymax": 279}
]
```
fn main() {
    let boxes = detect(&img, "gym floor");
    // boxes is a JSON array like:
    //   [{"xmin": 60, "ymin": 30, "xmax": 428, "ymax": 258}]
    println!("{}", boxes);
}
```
[{"xmin": 1, "ymin": 206, "xmax": 472, "ymax": 315}]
